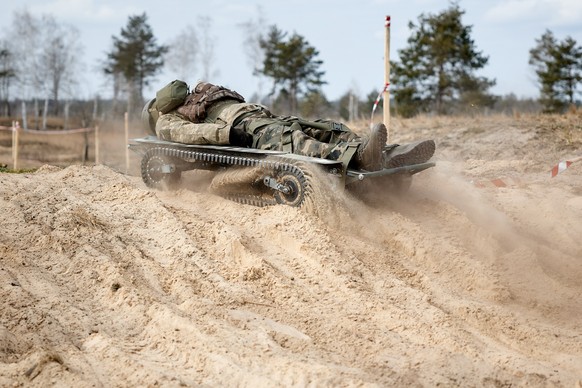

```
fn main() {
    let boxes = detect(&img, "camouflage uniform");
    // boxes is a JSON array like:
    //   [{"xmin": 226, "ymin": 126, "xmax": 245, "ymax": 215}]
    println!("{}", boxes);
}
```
[
  {"xmin": 156, "ymin": 98, "xmax": 362, "ymax": 166},
  {"xmin": 156, "ymin": 100, "xmax": 258, "ymax": 145}
]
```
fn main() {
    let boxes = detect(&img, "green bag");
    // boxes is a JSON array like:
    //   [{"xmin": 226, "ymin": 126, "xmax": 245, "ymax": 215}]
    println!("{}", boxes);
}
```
[{"xmin": 155, "ymin": 80, "xmax": 189, "ymax": 113}]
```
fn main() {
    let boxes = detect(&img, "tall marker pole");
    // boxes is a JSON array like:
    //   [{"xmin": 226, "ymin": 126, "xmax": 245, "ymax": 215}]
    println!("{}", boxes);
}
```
[
  {"xmin": 384, "ymin": 15, "xmax": 391, "ymax": 141},
  {"xmin": 124, "ymin": 112, "xmax": 130, "ymax": 173}
]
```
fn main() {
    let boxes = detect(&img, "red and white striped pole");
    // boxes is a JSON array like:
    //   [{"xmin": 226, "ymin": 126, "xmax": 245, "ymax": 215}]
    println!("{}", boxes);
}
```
[
  {"xmin": 370, "ymin": 83, "xmax": 389, "ymax": 128},
  {"xmin": 384, "ymin": 15, "xmax": 391, "ymax": 141},
  {"xmin": 550, "ymin": 155, "xmax": 582, "ymax": 177}
]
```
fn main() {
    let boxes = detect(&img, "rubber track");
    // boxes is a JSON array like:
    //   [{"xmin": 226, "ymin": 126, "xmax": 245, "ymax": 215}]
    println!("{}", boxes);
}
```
[{"xmin": 146, "ymin": 147, "xmax": 309, "ymax": 207}]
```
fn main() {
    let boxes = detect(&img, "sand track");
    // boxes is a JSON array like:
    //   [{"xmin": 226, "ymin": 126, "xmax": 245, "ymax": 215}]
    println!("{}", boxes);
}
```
[{"xmin": 1, "ymin": 114, "xmax": 581, "ymax": 386}]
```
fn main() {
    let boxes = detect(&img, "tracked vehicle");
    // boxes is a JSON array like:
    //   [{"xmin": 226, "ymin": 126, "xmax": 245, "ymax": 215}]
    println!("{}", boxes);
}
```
[{"xmin": 128, "ymin": 136, "xmax": 435, "ymax": 207}]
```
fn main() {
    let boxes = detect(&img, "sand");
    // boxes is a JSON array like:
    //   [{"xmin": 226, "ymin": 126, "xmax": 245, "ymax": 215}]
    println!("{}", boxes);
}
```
[{"xmin": 1, "ymin": 113, "xmax": 581, "ymax": 387}]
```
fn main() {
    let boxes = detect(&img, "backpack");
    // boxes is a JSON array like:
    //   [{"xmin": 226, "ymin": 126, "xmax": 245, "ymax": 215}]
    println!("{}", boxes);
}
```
[
  {"xmin": 155, "ymin": 80, "xmax": 189, "ymax": 113},
  {"xmin": 176, "ymin": 82, "xmax": 245, "ymax": 123}
]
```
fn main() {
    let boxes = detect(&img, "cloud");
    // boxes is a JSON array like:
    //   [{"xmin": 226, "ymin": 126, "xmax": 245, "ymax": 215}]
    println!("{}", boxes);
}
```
[
  {"xmin": 485, "ymin": 0, "xmax": 582, "ymax": 27},
  {"xmin": 29, "ymin": 0, "xmax": 140, "ymax": 23}
]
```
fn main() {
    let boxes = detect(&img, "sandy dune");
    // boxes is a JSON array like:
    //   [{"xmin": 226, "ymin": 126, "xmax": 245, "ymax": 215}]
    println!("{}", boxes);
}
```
[{"xmin": 1, "ymin": 114, "xmax": 581, "ymax": 386}]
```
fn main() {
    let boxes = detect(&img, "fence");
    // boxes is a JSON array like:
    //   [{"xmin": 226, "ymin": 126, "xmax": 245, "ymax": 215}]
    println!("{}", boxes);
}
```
[{"xmin": 0, "ymin": 113, "xmax": 133, "ymax": 172}]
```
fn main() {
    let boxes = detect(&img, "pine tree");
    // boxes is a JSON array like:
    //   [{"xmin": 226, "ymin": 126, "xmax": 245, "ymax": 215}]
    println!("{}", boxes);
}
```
[
  {"xmin": 257, "ymin": 26, "xmax": 326, "ymax": 115},
  {"xmin": 0, "ymin": 45, "xmax": 15, "ymax": 116},
  {"xmin": 391, "ymin": 4, "xmax": 495, "ymax": 117},
  {"xmin": 529, "ymin": 30, "xmax": 582, "ymax": 113},
  {"xmin": 104, "ymin": 13, "xmax": 168, "ymax": 115}
]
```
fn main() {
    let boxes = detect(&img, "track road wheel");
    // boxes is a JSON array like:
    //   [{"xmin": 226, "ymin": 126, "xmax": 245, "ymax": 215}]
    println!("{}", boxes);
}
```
[
  {"xmin": 141, "ymin": 149, "xmax": 182, "ymax": 190},
  {"xmin": 273, "ymin": 168, "xmax": 308, "ymax": 207}
]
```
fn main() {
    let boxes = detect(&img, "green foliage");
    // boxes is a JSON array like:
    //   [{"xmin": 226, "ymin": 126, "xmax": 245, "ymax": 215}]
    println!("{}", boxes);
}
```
[
  {"xmin": 529, "ymin": 30, "xmax": 582, "ymax": 113},
  {"xmin": 348, "ymin": 89, "xmax": 390, "ymax": 123},
  {"xmin": 299, "ymin": 90, "xmax": 332, "ymax": 119},
  {"xmin": 363, "ymin": 90, "xmax": 380, "ymax": 114},
  {"xmin": 257, "ymin": 25, "xmax": 326, "ymax": 114},
  {"xmin": 337, "ymin": 92, "xmax": 351, "ymax": 121},
  {"xmin": 104, "ymin": 13, "xmax": 168, "ymax": 112},
  {"xmin": 0, "ymin": 48, "xmax": 15, "ymax": 80},
  {"xmin": 337, "ymin": 90, "xmax": 376, "ymax": 122},
  {"xmin": 391, "ymin": 86, "xmax": 420, "ymax": 118},
  {"xmin": 0, "ymin": 164, "xmax": 37, "ymax": 174},
  {"xmin": 391, "ymin": 3, "xmax": 495, "ymax": 117},
  {"xmin": 0, "ymin": 45, "xmax": 16, "ymax": 116},
  {"xmin": 493, "ymin": 93, "xmax": 541, "ymax": 114}
]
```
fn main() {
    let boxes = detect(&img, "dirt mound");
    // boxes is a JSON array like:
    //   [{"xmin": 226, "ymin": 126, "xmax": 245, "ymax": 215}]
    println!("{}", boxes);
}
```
[{"xmin": 1, "ymin": 114, "xmax": 581, "ymax": 386}]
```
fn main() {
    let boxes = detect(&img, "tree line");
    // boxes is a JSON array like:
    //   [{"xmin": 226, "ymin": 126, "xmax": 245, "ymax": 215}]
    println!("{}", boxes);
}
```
[
  {"xmin": 0, "ymin": 4, "xmax": 580, "ymax": 128},
  {"xmin": 391, "ymin": 4, "xmax": 581, "ymax": 117}
]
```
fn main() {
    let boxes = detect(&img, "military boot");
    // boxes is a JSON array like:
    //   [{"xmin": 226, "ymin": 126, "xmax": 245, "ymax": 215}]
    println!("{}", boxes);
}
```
[
  {"xmin": 354, "ymin": 123, "xmax": 387, "ymax": 171},
  {"xmin": 383, "ymin": 140, "xmax": 435, "ymax": 168}
]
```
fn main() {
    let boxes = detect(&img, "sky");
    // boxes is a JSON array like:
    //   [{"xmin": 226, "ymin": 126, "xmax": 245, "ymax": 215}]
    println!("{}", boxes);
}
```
[{"xmin": 1, "ymin": 0, "xmax": 581, "ymax": 102}]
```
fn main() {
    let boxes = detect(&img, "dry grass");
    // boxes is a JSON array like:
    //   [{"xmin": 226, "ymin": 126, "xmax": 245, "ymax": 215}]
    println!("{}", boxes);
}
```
[
  {"xmin": 1, "ymin": 112, "xmax": 581, "ymax": 170},
  {"xmin": 68, "ymin": 206, "xmax": 107, "ymax": 230}
]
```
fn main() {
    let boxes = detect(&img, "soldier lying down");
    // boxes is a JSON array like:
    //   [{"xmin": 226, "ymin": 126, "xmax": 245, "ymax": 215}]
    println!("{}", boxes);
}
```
[{"xmin": 143, "ymin": 81, "xmax": 435, "ymax": 172}]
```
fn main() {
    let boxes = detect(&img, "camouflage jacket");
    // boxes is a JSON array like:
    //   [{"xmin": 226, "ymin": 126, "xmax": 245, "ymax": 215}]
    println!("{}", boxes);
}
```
[{"xmin": 156, "ymin": 101, "xmax": 268, "ymax": 145}]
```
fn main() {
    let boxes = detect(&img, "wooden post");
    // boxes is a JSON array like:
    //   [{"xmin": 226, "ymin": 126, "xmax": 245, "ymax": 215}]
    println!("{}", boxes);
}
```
[
  {"xmin": 64, "ymin": 101, "xmax": 70, "ymax": 130},
  {"xmin": 82, "ymin": 130, "xmax": 89, "ymax": 164},
  {"xmin": 95, "ymin": 125, "xmax": 100, "ymax": 165},
  {"xmin": 124, "ymin": 112, "xmax": 130, "ymax": 173},
  {"xmin": 42, "ymin": 98, "xmax": 48, "ymax": 130},
  {"xmin": 21, "ymin": 101, "xmax": 27, "ymax": 130},
  {"xmin": 384, "ymin": 15, "xmax": 391, "ymax": 141},
  {"xmin": 92, "ymin": 95, "xmax": 98, "ymax": 122},
  {"xmin": 12, "ymin": 121, "xmax": 19, "ymax": 170}
]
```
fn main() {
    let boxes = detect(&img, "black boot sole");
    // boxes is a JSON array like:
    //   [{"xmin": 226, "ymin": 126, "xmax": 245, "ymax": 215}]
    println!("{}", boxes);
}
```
[{"xmin": 384, "ymin": 140, "xmax": 435, "ymax": 168}]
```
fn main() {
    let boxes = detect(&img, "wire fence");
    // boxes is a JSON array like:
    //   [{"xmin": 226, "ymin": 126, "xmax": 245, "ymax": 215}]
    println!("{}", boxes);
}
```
[{"xmin": 0, "ymin": 113, "xmax": 136, "ymax": 172}]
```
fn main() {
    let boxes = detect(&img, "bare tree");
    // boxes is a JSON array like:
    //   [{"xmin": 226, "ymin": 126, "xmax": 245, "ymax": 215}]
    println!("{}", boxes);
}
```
[
  {"xmin": 41, "ymin": 16, "xmax": 84, "ymax": 115},
  {"xmin": 7, "ymin": 10, "xmax": 44, "ymax": 128},
  {"xmin": 238, "ymin": 5, "xmax": 267, "ymax": 100},
  {"xmin": 7, "ymin": 10, "xmax": 43, "ymax": 101},
  {"xmin": 165, "ymin": 25, "xmax": 199, "ymax": 82},
  {"xmin": 7, "ymin": 9, "xmax": 84, "ymax": 125},
  {"xmin": 197, "ymin": 16, "xmax": 219, "ymax": 81}
]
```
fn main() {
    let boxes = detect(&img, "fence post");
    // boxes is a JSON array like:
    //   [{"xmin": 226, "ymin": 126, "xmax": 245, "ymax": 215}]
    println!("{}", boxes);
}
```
[
  {"xmin": 124, "ymin": 112, "xmax": 130, "ymax": 173},
  {"xmin": 95, "ymin": 125, "xmax": 100, "ymax": 164},
  {"xmin": 64, "ymin": 101, "xmax": 70, "ymax": 130},
  {"xmin": 21, "ymin": 101, "xmax": 27, "ymax": 130},
  {"xmin": 82, "ymin": 130, "xmax": 89, "ymax": 164},
  {"xmin": 12, "ymin": 121, "xmax": 19, "ymax": 170}
]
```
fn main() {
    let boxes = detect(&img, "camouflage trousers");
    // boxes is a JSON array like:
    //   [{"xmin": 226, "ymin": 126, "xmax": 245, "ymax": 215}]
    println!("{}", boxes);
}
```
[{"xmin": 236, "ymin": 116, "xmax": 362, "ymax": 165}]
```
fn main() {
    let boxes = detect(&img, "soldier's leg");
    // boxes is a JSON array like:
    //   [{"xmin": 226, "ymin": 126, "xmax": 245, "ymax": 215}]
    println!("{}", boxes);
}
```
[
  {"xmin": 252, "ymin": 121, "xmax": 359, "ymax": 166},
  {"xmin": 290, "ymin": 130, "xmax": 359, "ymax": 166},
  {"xmin": 300, "ymin": 119, "xmax": 361, "ymax": 144},
  {"xmin": 253, "ymin": 122, "xmax": 296, "ymax": 151}
]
